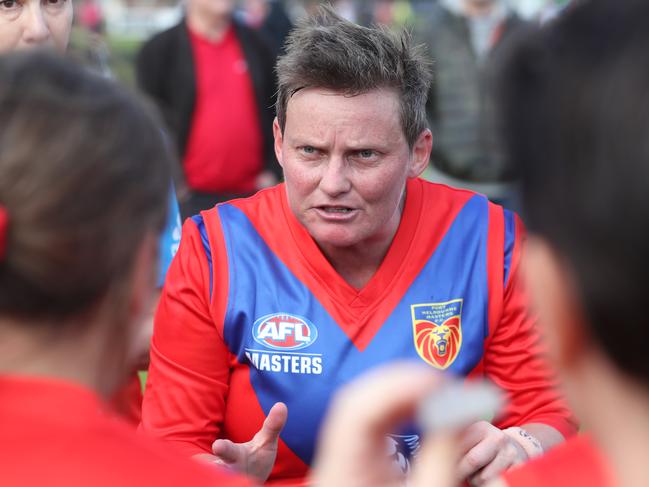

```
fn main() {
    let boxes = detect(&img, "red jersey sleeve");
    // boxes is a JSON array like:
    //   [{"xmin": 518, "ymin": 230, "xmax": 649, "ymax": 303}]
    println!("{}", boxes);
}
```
[
  {"xmin": 140, "ymin": 218, "xmax": 230, "ymax": 457},
  {"xmin": 486, "ymin": 213, "xmax": 578, "ymax": 438}
]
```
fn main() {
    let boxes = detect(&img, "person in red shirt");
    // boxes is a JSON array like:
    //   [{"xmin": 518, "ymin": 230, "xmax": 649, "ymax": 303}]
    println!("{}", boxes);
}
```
[
  {"xmin": 501, "ymin": 435, "xmax": 613, "ymax": 487},
  {"xmin": 0, "ymin": 51, "xmax": 251, "ymax": 487},
  {"xmin": 136, "ymin": 0, "xmax": 281, "ymax": 219},
  {"xmin": 494, "ymin": 1, "xmax": 649, "ymax": 485}
]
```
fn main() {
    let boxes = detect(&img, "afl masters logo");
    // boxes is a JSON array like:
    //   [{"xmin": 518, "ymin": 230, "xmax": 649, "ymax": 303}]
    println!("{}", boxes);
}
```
[
  {"xmin": 247, "ymin": 313, "xmax": 322, "ymax": 375},
  {"xmin": 411, "ymin": 300, "xmax": 463, "ymax": 370},
  {"xmin": 252, "ymin": 313, "xmax": 317, "ymax": 351}
]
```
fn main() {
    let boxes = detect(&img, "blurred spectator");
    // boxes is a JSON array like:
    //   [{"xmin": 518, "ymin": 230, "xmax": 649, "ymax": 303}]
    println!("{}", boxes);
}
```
[
  {"xmin": 66, "ymin": 26, "xmax": 112, "ymax": 77},
  {"xmin": 299, "ymin": 0, "xmax": 358, "ymax": 21},
  {"xmin": 78, "ymin": 0, "xmax": 105, "ymax": 34},
  {"xmin": 538, "ymin": 0, "xmax": 572, "ymax": 23},
  {"xmin": 68, "ymin": 0, "xmax": 111, "ymax": 76},
  {"xmin": 238, "ymin": 0, "xmax": 269, "ymax": 28},
  {"xmin": 239, "ymin": 0, "xmax": 294, "ymax": 56},
  {"xmin": 370, "ymin": 0, "xmax": 414, "ymax": 28},
  {"xmin": 137, "ymin": 0, "xmax": 280, "ymax": 219},
  {"xmin": 417, "ymin": 0, "xmax": 528, "ymax": 208},
  {"xmin": 332, "ymin": 0, "xmax": 357, "ymax": 21},
  {"xmin": 260, "ymin": 0, "xmax": 294, "ymax": 55}
]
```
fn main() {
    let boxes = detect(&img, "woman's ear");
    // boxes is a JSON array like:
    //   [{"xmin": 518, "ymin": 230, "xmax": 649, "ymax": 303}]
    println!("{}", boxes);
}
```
[
  {"xmin": 408, "ymin": 129, "xmax": 433, "ymax": 178},
  {"xmin": 273, "ymin": 117, "xmax": 285, "ymax": 169}
]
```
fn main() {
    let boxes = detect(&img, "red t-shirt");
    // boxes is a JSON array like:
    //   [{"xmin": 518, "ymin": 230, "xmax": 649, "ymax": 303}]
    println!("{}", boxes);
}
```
[
  {"xmin": 503, "ymin": 434, "xmax": 615, "ymax": 487},
  {"xmin": 0, "ymin": 375, "xmax": 252, "ymax": 487},
  {"xmin": 183, "ymin": 25, "xmax": 263, "ymax": 194}
]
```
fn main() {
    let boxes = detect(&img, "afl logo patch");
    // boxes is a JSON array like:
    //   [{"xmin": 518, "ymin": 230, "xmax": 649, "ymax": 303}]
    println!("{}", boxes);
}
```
[{"xmin": 253, "ymin": 313, "xmax": 318, "ymax": 351}]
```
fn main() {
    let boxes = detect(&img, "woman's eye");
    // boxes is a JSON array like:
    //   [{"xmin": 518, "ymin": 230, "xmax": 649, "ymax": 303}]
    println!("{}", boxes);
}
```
[
  {"xmin": 44, "ymin": 0, "xmax": 66, "ymax": 8},
  {"xmin": 1, "ymin": 0, "xmax": 18, "ymax": 10}
]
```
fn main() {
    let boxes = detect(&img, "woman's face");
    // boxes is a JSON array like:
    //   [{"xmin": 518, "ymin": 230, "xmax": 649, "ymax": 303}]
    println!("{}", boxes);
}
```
[
  {"xmin": 0, "ymin": 0, "xmax": 73, "ymax": 53},
  {"xmin": 274, "ymin": 87, "xmax": 430, "ymax": 257}
]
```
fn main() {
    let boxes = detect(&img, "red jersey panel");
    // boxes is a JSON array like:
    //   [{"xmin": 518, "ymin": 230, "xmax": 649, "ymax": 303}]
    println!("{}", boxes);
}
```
[
  {"xmin": 142, "ymin": 179, "xmax": 576, "ymax": 484},
  {"xmin": 183, "ymin": 26, "xmax": 263, "ymax": 193},
  {"xmin": 503, "ymin": 435, "xmax": 615, "ymax": 487},
  {"xmin": 0, "ymin": 375, "xmax": 252, "ymax": 487}
]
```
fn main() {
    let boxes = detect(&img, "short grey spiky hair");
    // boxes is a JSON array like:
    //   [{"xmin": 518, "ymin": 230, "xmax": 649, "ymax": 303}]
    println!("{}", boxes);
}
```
[{"xmin": 275, "ymin": 5, "xmax": 432, "ymax": 148}]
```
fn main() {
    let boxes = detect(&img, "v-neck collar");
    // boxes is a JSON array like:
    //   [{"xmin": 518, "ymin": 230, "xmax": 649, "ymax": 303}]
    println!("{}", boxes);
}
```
[
  {"xmin": 280, "ymin": 179, "xmax": 424, "ymax": 309},
  {"xmin": 227, "ymin": 178, "xmax": 471, "ymax": 351}
]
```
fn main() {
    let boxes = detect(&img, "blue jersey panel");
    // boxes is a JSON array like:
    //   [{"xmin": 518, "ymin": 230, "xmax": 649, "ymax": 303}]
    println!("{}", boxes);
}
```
[{"xmin": 503, "ymin": 209, "xmax": 516, "ymax": 288}]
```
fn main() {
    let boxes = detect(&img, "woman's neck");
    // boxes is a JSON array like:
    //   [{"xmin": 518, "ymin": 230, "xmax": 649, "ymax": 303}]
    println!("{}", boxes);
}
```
[
  {"xmin": 321, "ymin": 243, "xmax": 391, "ymax": 291},
  {"xmin": 0, "ymin": 316, "xmax": 125, "ymax": 398},
  {"xmin": 186, "ymin": 10, "xmax": 231, "ymax": 42},
  {"xmin": 317, "ymin": 193, "xmax": 406, "ymax": 291}
]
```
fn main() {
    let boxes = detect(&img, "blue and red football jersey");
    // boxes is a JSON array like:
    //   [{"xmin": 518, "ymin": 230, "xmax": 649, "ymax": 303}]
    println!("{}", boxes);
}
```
[{"xmin": 141, "ymin": 178, "xmax": 576, "ymax": 485}]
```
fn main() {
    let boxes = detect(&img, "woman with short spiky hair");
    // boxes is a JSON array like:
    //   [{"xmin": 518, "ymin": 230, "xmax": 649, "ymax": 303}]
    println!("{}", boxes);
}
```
[{"xmin": 141, "ymin": 7, "xmax": 575, "ymax": 485}]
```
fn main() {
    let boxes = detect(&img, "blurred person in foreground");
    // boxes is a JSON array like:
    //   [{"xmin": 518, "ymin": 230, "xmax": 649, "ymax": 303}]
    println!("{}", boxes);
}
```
[
  {"xmin": 0, "ymin": 51, "xmax": 249, "ymax": 487},
  {"xmin": 141, "ymin": 7, "xmax": 575, "ymax": 485},
  {"xmin": 495, "ymin": 0, "xmax": 649, "ymax": 485},
  {"xmin": 0, "ymin": 0, "xmax": 184, "ymax": 425},
  {"xmin": 416, "ymin": 0, "xmax": 527, "ymax": 208},
  {"xmin": 314, "ymin": 2, "xmax": 649, "ymax": 487},
  {"xmin": 136, "ymin": 0, "xmax": 281, "ymax": 219}
]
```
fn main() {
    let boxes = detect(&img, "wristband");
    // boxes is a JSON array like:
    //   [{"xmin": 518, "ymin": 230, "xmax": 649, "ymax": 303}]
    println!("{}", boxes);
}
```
[{"xmin": 503, "ymin": 427, "xmax": 544, "ymax": 459}]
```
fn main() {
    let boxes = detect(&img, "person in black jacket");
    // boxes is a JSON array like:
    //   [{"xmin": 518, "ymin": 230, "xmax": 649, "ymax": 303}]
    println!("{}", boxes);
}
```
[
  {"xmin": 416, "ymin": 0, "xmax": 527, "ymax": 208},
  {"xmin": 136, "ymin": 0, "xmax": 281, "ymax": 219}
]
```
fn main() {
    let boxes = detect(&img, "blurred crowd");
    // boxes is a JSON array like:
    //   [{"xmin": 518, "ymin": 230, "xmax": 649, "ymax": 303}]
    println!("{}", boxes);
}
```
[{"xmin": 67, "ymin": 0, "xmax": 573, "ymax": 214}]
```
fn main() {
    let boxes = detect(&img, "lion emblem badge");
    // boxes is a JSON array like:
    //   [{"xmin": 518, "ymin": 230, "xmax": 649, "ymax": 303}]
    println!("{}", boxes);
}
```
[{"xmin": 411, "ymin": 300, "xmax": 463, "ymax": 370}]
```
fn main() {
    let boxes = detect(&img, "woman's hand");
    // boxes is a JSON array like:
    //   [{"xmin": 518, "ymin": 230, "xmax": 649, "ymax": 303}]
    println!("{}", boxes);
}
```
[
  {"xmin": 194, "ymin": 402, "xmax": 288, "ymax": 483},
  {"xmin": 311, "ymin": 363, "xmax": 460, "ymax": 487}
]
